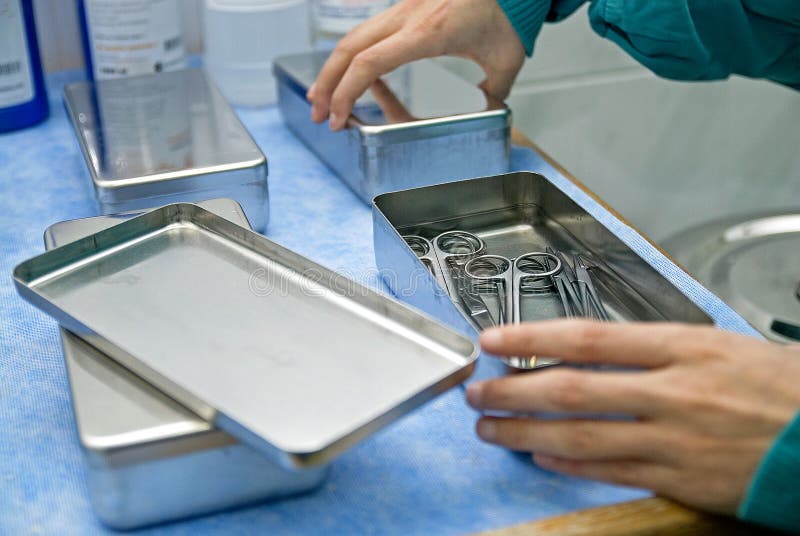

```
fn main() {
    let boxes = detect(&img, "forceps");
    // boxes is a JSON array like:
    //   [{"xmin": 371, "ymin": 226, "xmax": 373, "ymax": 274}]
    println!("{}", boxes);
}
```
[
  {"xmin": 545, "ymin": 246, "xmax": 581, "ymax": 318},
  {"xmin": 554, "ymin": 251, "xmax": 610, "ymax": 321},
  {"xmin": 575, "ymin": 255, "xmax": 611, "ymax": 321}
]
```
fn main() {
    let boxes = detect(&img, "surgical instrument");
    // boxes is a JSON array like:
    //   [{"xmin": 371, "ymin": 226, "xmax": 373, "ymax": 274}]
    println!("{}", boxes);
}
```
[
  {"xmin": 410, "ymin": 231, "xmax": 498, "ymax": 329},
  {"xmin": 402, "ymin": 231, "xmax": 610, "ymax": 370},
  {"xmin": 402, "ymin": 235, "xmax": 449, "ymax": 293},
  {"xmin": 545, "ymin": 246, "xmax": 581, "ymax": 319},
  {"xmin": 463, "ymin": 254, "xmax": 513, "ymax": 325},
  {"xmin": 575, "ymin": 254, "xmax": 611, "ymax": 321}
]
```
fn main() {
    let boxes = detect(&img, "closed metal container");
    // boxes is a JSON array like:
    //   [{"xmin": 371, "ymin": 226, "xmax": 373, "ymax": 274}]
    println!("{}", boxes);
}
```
[
  {"xmin": 44, "ymin": 199, "xmax": 326, "ymax": 530},
  {"xmin": 274, "ymin": 52, "xmax": 511, "ymax": 203},
  {"xmin": 63, "ymin": 69, "xmax": 269, "ymax": 231}
]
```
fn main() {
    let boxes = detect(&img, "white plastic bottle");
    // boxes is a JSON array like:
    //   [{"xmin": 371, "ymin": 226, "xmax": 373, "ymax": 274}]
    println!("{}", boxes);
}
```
[
  {"xmin": 78, "ymin": 0, "xmax": 187, "ymax": 80},
  {"xmin": 312, "ymin": 0, "xmax": 392, "ymax": 48},
  {"xmin": 204, "ymin": 0, "xmax": 312, "ymax": 107}
]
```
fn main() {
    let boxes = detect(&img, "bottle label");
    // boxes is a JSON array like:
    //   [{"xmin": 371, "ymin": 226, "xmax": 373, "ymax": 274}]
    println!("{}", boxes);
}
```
[
  {"xmin": 314, "ymin": 0, "xmax": 392, "ymax": 35},
  {"xmin": 0, "ymin": 0, "xmax": 35, "ymax": 108},
  {"xmin": 84, "ymin": 0, "xmax": 186, "ymax": 80}
]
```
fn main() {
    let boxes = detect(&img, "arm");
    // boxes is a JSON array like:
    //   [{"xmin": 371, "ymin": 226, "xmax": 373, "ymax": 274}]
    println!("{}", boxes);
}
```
[
  {"xmin": 499, "ymin": 0, "xmax": 587, "ymax": 55},
  {"xmin": 584, "ymin": 0, "xmax": 800, "ymax": 88},
  {"xmin": 503, "ymin": 0, "xmax": 800, "ymax": 88},
  {"xmin": 739, "ymin": 412, "xmax": 800, "ymax": 530}
]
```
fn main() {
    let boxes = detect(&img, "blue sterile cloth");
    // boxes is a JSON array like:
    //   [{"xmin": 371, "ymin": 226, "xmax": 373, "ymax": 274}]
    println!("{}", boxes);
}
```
[{"xmin": 0, "ymin": 71, "xmax": 758, "ymax": 536}]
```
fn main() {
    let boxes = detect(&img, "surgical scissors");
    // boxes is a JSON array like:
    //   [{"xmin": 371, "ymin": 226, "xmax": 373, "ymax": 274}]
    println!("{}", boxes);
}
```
[
  {"xmin": 402, "ymin": 231, "xmax": 610, "ymax": 370},
  {"xmin": 462, "ymin": 243, "xmax": 562, "ymax": 370},
  {"xmin": 401, "ymin": 235, "xmax": 449, "ymax": 293},
  {"xmin": 403, "ymin": 232, "xmax": 496, "ymax": 328}
]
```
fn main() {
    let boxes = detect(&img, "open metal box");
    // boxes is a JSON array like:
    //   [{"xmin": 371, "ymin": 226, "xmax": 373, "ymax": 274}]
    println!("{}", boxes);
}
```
[
  {"xmin": 372, "ymin": 172, "xmax": 712, "ymax": 349},
  {"xmin": 274, "ymin": 51, "xmax": 510, "ymax": 203}
]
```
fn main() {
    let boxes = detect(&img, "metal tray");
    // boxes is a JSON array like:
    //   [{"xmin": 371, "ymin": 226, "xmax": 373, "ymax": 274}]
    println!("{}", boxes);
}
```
[
  {"xmin": 15, "ymin": 203, "xmax": 478, "ymax": 468},
  {"xmin": 45, "ymin": 199, "xmax": 327, "ymax": 530},
  {"xmin": 63, "ymin": 69, "xmax": 270, "ymax": 231},
  {"xmin": 372, "ymin": 172, "xmax": 712, "ymax": 354},
  {"xmin": 274, "ymin": 51, "xmax": 510, "ymax": 203},
  {"xmin": 663, "ymin": 211, "xmax": 800, "ymax": 343}
]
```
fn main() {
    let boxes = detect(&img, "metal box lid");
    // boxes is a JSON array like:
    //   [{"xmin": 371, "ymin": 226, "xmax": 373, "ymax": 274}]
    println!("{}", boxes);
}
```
[
  {"xmin": 63, "ymin": 69, "xmax": 267, "ymax": 204},
  {"xmin": 43, "ymin": 199, "xmax": 252, "ymax": 456},
  {"xmin": 274, "ymin": 52, "xmax": 510, "ymax": 146},
  {"xmin": 16, "ymin": 204, "xmax": 479, "ymax": 468}
]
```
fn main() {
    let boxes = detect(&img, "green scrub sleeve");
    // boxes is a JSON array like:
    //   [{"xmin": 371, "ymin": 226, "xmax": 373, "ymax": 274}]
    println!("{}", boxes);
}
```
[
  {"xmin": 738, "ymin": 410, "xmax": 800, "ymax": 532},
  {"xmin": 496, "ymin": 0, "xmax": 588, "ymax": 55},
  {"xmin": 495, "ymin": 0, "xmax": 552, "ymax": 56},
  {"xmin": 497, "ymin": 0, "xmax": 800, "ymax": 88}
]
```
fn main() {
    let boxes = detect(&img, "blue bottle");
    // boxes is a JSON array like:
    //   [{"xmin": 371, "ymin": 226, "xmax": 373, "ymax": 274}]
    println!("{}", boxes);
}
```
[{"xmin": 0, "ymin": 0, "xmax": 48, "ymax": 133}]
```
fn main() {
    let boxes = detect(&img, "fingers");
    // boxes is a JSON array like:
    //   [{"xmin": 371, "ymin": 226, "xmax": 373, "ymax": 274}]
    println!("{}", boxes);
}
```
[
  {"xmin": 476, "ymin": 417, "xmax": 670, "ymax": 462},
  {"xmin": 478, "ymin": 65, "xmax": 519, "ymax": 101},
  {"xmin": 534, "ymin": 454, "xmax": 676, "ymax": 491},
  {"xmin": 370, "ymin": 78, "xmax": 416, "ymax": 122},
  {"xmin": 466, "ymin": 368, "xmax": 662, "ymax": 415},
  {"xmin": 328, "ymin": 30, "xmax": 441, "ymax": 130},
  {"xmin": 480, "ymin": 320, "xmax": 706, "ymax": 369},
  {"xmin": 309, "ymin": 10, "xmax": 401, "ymax": 123}
]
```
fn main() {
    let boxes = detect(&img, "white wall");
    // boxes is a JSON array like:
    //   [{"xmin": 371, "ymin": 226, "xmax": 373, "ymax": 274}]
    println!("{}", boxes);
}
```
[
  {"xmin": 507, "ymin": 7, "xmax": 800, "ymax": 243},
  {"xmin": 440, "ymin": 6, "xmax": 800, "ymax": 244}
]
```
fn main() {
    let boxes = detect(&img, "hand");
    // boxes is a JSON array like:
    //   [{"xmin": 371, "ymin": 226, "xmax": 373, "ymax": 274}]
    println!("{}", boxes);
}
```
[
  {"xmin": 307, "ymin": 0, "xmax": 525, "ymax": 130},
  {"xmin": 466, "ymin": 320, "xmax": 800, "ymax": 515}
]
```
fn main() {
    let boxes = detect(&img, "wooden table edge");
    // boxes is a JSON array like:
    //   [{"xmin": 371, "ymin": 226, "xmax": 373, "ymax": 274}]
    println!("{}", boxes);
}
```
[{"xmin": 488, "ymin": 130, "xmax": 771, "ymax": 535}]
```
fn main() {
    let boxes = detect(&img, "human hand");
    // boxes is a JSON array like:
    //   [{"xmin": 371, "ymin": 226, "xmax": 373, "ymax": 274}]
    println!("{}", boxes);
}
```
[
  {"xmin": 307, "ymin": 0, "xmax": 525, "ymax": 130},
  {"xmin": 466, "ymin": 320, "xmax": 800, "ymax": 515}
]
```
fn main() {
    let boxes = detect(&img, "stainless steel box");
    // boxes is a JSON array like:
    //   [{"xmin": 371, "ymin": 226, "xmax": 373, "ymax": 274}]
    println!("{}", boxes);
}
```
[
  {"xmin": 372, "ymin": 172, "xmax": 713, "ymax": 344},
  {"xmin": 44, "ymin": 199, "xmax": 326, "ymax": 530},
  {"xmin": 63, "ymin": 69, "xmax": 269, "ymax": 231},
  {"xmin": 274, "ymin": 52, "xmax": 511, "ymax": 203}
]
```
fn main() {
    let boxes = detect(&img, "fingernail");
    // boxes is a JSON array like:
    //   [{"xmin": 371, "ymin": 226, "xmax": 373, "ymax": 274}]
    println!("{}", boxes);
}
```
[
  {"xmin": 307, "ymin": 83, "xmax": 316, "ymax": 99},
  {"xmin": 310, "ymin": 105, "xmax": 319, "ymax": 122},
  {"xmin": 329, "ymin": 113, "xmax": 340, "ymax": 130},
  {"xmin": 465, "ymin": 382, "xmax": 484, "ymax": 408},
  {"xmin": 480, "ymin": 328, "xmax": 503, "ymax": 348},
  {"xmin": 533, "ymin": 454, "xmax": 556, "ymax": 467},
  {"xmin": 476, "ymin": 419, "xmax": 496, "ymax": 441}
]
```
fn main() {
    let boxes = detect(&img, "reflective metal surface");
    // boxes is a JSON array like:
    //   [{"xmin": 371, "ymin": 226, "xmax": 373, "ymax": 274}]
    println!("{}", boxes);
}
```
[
  {"xmin": 401, "ymin": 230, "xmax": 615, "ymax": 370},
  {"xmin": 45, "ymin": 199, "xmax": 326, "ymax": 530},
  {"xmin": 274, "ymin": 51, "xmax": 510, "ymax": 203},
  {"xmin": 63, "ymin": 69, "xmax": 269, "ymax": 230},
  {"xmin": 16, "ymin": 203, "xmax": 478, "ymax": 468},
  {"xmin": 373, "ymin": 172, "xmax": 712, "ymax": 372},
  {"xmin": 664, "ymin": 212, "xmax": 800, "ymax": 343},
  {"xmin": 275, "ymin": 51, "xmax": 500, "ymax": 126}
]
